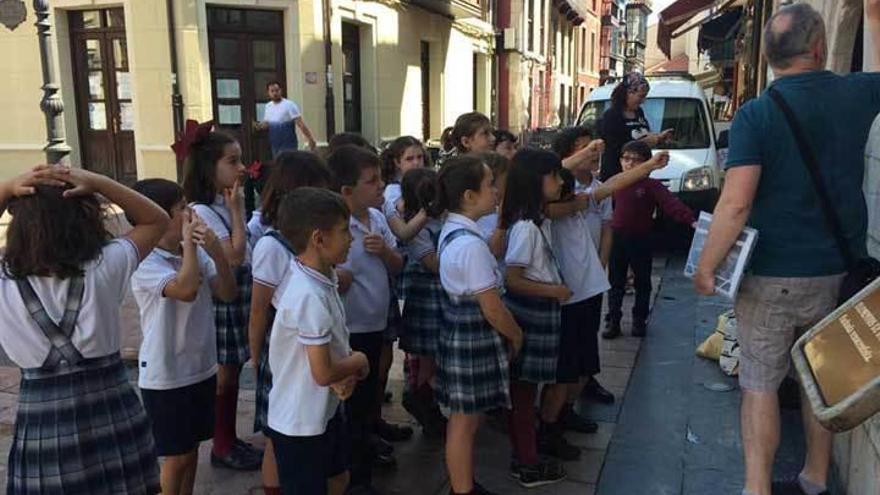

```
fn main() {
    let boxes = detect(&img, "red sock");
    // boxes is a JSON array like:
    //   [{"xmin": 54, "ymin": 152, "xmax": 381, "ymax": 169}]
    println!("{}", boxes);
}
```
[
  {"xmin": 213, "ymin": 391, "xmax": 233, "ymax": 456},
  {"xmin": 228, "ymin": 382, "xmax": 240, "ymax": 444},
  {"xmin": 263, "ymin": 487, "xmax": 281, "ymax": 495},
  {"xmin": 509, "ymin": 381, "xmax": 538, "ymax": 465}
]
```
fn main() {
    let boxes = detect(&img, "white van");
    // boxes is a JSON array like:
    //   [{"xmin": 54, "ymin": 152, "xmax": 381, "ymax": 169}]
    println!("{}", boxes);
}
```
[{"xmin": 576, "ymin": 73, "xmax": 728, "ymax": 214}]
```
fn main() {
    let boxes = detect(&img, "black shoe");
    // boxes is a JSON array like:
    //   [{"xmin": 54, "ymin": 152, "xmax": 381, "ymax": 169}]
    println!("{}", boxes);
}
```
[
  {"xmin": 372, "ymin": 451, "xmax": 397, "ymax": 469},
  {"xmin": 233, "ymin": 438, "xmax": 264, "ymax": 457},
  {"xmin": 560, "ymin": 407, "xmax": 599, "ymax": 434},
  {"xmin": 511, "ymin": 459, "xmax": 567, "ymax": 488},
  {"xmin": 423, "ymin": 403, "xmax": 448, "ymax": 439},
  {"xmin": 375, "ymin": 418, "xmax": 413, "ymax": 442},
  {"xmin": 538, "ymin": 423, "xmax": 582, "ymax": 461},
  {"xmin": 472, "ymin": 481, "xmax": 499, "ymax": 495},
  {"xmin": 210, "ymin": 447, "xmax": 262, "ymax": 471},
  {"xmin": 771, "ymin": 478, "xmax": 829, "ymax": 495},
  {"xmin": 402, "ymin": 390, "xmax": 427, "ymax": 425},
  {"xmin": 602, "ymin": 320, "xmax": 622, "ymax": 339},
  {"xmin": 368, "ymin": 433, "xmax": 394, "ymax": 456},
  {"xmin": 582, "ymin": 378, "xmax": 615, "ymax": 404},
  {"xmin": 632, "ymin": 321, "xmax": 647, "ymax": 337}
]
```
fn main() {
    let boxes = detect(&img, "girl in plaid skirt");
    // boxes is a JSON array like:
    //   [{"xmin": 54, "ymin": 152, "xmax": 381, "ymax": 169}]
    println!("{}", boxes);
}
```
[
  {"xmin": 398, "ymin": 168, "xmax": 447, "ymax": 438},
  {"xmin": 0, "ymin": 165, "xmax": 168, "ymax": 494},
  {"xmin": 248, "ymin": 151, "xmax": 332, "ymax": 494},
  {"xmin": 499, "ymin": 148, "xmax": 571, "ymax": 487},
  {"xmin": 182, "ymin": 131, "xmax": 262, "ymax": 470},
  {"xmin": 435, "ymin": 155, "xmax": 523, "ymax": 495}
]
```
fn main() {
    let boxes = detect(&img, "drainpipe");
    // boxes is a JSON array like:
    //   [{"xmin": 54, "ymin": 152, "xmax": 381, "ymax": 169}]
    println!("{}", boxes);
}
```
[
  {"xmin": 166, "ymin": 0, "xmax": 184, "ymax": 177},
  {"xmin": 322, "ymin": 0, "xmax": 336, "ymax": 140}
]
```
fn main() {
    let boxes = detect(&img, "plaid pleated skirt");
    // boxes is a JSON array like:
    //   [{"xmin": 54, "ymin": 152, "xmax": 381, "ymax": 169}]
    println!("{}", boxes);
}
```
[
  {"xmin": 215, "ymin": 265, "xmax": 252, "ymax": 365},
  {"xmin": 400, "ymin": 264, "xmax": 443, "ymax": 356},
  {"xmin": 8, "ymin": 354, "xmax": 160, "ymax": 495},
  {"xmin": 436, "ymin": 295, "xmax": 510, "ymax": 414},
  {"xmin": 253, "ymin": 307, "xmax": 275, "ymax": 434},
  {"xmin": 503, "ymin": 292, "xmax": 562, "ymax": 384}
]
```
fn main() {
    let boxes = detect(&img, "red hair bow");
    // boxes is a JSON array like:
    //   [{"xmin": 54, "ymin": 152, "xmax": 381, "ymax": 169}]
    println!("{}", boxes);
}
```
[
  {"xmin": 171, "ymin": 119, "xmax": 215, "ymax": 162},
  {"xmin": 247, "ymin": 161, "xmax": 264, "ymax": 180}
]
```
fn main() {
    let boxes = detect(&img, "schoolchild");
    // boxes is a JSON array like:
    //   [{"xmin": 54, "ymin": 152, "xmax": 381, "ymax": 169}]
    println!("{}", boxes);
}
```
[
  {"xmin": 435, "ymin": 155, "xmax": 524, "ymax": 495},
  {"xmin": 379, "ymin": 136, "xmax": 431, "ymax": 241},
  {"xmin": 605, "ymin": 141, "xmax": 692, "ymax": 338},
  {"xmin": 499, "ymin": 149, "xmax": 570, "ymax": 487},
  {"xmin": 327, "ymin": 144, "xmax": 405, "ymax": 491},
  {"xmin": 131, "ymin": 179, "xmax": 237, "ymax": 495},
  {"xmin": 397, "ymin": 167, "xmax": 447, "ymax": 438},
  {"xmin": 473, "ymin": 152, "xmax": 510, "ymax": 258},
  {"xmin": 0, "ymin": 164, "xmax": 168, "ymax": 494},
  {"xmin": 266, "ymin": 187, "xmax": 370, "ymax": 495},
  {"xmin": 450, "ymin": 112, "xmax": 495, "ymax": 157},
  {"xmin": 182, "ymin": 130, "xmax": 263, "ymax": 469},
  {"xmin": 249, "ymin": 151, "xmax": 333, "ymax": 494},
  {"xmin": 492, "ymin": 129, "xmax": 519, "ymax": 161}
]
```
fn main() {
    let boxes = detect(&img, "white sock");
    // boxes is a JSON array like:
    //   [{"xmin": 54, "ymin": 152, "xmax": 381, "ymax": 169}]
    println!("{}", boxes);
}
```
[{"xmin": 798, "ymin": 473, "xmax": 827, "ymax": 495}]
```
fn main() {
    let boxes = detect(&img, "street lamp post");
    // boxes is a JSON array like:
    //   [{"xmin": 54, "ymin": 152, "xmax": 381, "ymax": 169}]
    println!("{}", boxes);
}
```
[{"xmin": 33, "ymin": 0, "xmax": 70, "ymax": 164}]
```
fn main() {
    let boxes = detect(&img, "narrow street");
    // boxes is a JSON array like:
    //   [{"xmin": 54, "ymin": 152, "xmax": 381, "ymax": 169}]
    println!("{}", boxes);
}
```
[{"xmin": 0, "ymin": 255, "xmax": 809, "ymax": 495}]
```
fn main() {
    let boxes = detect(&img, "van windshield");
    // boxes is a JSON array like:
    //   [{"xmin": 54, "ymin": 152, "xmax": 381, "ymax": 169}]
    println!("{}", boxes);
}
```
[{"xmin": 577, "ymin": 98, "xmax": 711, "ymax": 150}]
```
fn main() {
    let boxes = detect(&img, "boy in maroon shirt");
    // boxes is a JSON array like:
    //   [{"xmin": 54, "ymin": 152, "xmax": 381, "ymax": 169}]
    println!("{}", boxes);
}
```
[{"xmin": 604, "ymin": 140, "xmax": 695, "ymax": 339}]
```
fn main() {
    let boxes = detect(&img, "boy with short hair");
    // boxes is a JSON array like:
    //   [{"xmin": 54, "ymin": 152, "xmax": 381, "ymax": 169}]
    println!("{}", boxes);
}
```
[
  {"xmin": 605, "ymin": 140, "xmax": 695, "ymax": 339},
  {"xmin": 326, "ymin": 144, "xmax": 404, "ymax": 492},
  {"xmin": 267, "ymin": 187, "xmax": 370, "ymax": 495},
  {"xmin": 130, "ymin": 178, "xmax": 238, "ymax": 495}
]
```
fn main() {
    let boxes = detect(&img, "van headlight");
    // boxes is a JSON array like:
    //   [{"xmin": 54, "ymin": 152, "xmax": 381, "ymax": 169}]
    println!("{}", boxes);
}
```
[{"xmin": 681, "ymin": 167, "xmax": 714, "ymax": 191}]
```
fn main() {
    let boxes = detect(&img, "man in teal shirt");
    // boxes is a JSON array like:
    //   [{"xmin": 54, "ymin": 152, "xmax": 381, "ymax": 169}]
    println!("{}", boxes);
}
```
[{"xmin": 695, "ymin": 3, "xmax": 880, "ymax": 495}]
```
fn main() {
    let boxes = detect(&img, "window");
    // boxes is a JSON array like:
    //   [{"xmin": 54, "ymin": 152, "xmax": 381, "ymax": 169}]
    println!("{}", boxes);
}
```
[
  {"xmin": 539, "ymin": 0, "xmax": 546, "ymax": 56},
  {"xmin": 579, "ymin": 28, "xmax": 586, "ymax": 71},
  {"xmin": 527, "ymin": 0, "xmax": 535, "ymax": 52},
  {"xmin": 578, "ymin": 98, "xmax": 711, "ymax": 150}
]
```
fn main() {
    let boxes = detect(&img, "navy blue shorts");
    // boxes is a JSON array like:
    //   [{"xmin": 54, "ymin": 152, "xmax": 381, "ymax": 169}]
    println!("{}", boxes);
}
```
[
  {"xmin": 141, "ymin": 375, "xmax": 216, "ymax": 456},
  {"xmin": 269, "ymin": 407, "xmax": 351, "ymax": 495},
  {"xmin": 556, "ymin": 294, "xmax": 603, "ymax": 383}
]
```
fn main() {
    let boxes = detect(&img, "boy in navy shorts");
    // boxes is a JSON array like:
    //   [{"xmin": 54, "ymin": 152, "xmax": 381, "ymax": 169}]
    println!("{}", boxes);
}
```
[
  {"xmin": 267, "ymin": 187, "xmax": 370, "ymax": 495},
  {"xmin": 131, "ymin": 179, "xmax": 238, "ymax": 495}
]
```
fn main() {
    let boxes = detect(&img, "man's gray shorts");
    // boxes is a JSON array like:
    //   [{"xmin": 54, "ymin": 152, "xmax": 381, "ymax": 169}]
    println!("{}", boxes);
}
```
[{"xmin": 735, "ymin": 274, "xmax": 844, "ymax": 393}]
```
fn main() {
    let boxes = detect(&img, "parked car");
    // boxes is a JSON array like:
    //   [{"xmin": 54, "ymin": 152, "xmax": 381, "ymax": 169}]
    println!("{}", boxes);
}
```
[{"xmin": 576, "ymin": 72, "xmax": 728, "ymax": 215}]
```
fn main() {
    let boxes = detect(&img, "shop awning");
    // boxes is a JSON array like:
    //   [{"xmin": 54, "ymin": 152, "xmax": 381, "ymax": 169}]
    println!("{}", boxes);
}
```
[
  {"xmin": 657, "ymin": 0, "xmax": 739, "ymax": 57},
  {"xmin": 698, "ymin": 7, "xmax": 743, "ymax": 51},
  {"xmin": 555, "ymin": 0, "xmax": 589, "ymax": 26}
]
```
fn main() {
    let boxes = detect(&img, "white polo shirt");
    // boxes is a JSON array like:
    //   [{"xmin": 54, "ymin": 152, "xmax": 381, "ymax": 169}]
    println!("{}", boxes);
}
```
[
  {"xmin": 438, "ymin": 213, "xmax": 503, "ymax": 297},
  {"xmin": 476, "ymin": 211, "xmax": 499, "ymax": 241},
  {"xmin": 192, "ymin": 195, "xmax": 252, "ymax": 265},
  {"xmin": 504, "ymin": 219, "xmax": 562, "ymax": 285},
  {"xmin": 338, "ymin": 208, "xmax": 396, "ymax": 333},
  {"xmin": 551, "ymin": 210, "xmax": 610, "ymax": 305},
  {"xmin": 252, "ymin": 228, "xmax": 295, "ymax": 308},
  {"xmin": 268, "ymin": 259, "xmax": 351, "ymax": 436},
  {"xmin": 383, "ymin": 183, "xmax": 403, "ymax": 222},
  {"xmin": 131, "ymin": 247, "xmax": 218, "ymax": 390},
  {"xmin": 247, "ymin": 209, "xmax": 269, "ymax": 244},
  {"xmin": 576, "ymin": 178, "xmax": 613, "ymax": 252},
  {"xmin": 406, "ymin": 218, "xmax": 442, "ymax": 263},
  {"xmin": 0, "ymin": 239, "xmax": 139, "ymax": 369},
  {"xmin": 263, "ymin": 98, "xmax": 301, "ymax": 124}
]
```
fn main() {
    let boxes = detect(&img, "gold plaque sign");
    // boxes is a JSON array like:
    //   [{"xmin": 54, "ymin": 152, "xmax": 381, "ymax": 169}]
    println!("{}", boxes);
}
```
[{"xmin": 804, "ymin": 288, "xmax": 880, "ymax": 406}]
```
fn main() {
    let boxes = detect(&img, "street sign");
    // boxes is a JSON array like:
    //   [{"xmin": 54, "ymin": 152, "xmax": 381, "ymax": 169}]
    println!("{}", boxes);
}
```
[{"xmin": 0, "ymin": 0, "xmax": 26, "ymax": 31}]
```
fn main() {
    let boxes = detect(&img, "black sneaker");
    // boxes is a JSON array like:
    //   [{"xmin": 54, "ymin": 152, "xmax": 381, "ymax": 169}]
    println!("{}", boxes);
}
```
[
  {"xmin": 233, "ymin": 438, "xmax": 263, "ymax": 457},
  {"xmin": 511, "ymin": 460, "xmax": 567, "ymax": 488},
  {"xmin": 602, "ymin": 320, "xmax": 622, "ymax": 339},
  {"xmin": 538, "ymin": 423, "xmax": 582, "ymax": 461},
  {"xmin": 560, "ymin": 407, "xmax": 599, "ymax": 434},
  {"xmin": 632, "ymin": 321, "xmax": 647, "ymax": 337},
  {"xmin": 368, "ymin": 433, "xmax": 394, "ymax": 456},
  {"xmin": 210, "ymin": 447, "xmax": 262, "ymax": 471},
  {"xmin": 375, "ymin": 419, "xmax": 413, "ymax": 442},
  {"xmin": 472, "ymin": 481, "xmax": 500, "ymax": 495},
  {"xmin": 582, "ymin": 378, "xmax": 615, "ymax": 404},
  {"xmin": 771, "ymin": 478, "xmax": 829, "ymax": 495}
]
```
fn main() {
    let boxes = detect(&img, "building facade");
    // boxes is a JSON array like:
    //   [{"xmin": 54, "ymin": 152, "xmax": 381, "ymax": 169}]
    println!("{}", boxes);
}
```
[
  {"xmin": 496, "ymin": 0, "xmax": 600, "ymax": 134},
  {"xmin": 599, "ymin": 0, "xmax": 626, "ymax": 83},
  {"xmin": 624, "ymin": 0, "xmax": 651, "ymax": 72},
  {"xmin": 0, "ymin": 0, "xmax": 494, "ymax": 182}
]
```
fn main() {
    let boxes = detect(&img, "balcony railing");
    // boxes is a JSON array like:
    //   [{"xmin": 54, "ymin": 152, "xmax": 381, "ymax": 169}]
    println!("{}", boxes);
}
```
[{"xmin": 407, "ymin": 0, "xmax": 484, "ymax": 20}]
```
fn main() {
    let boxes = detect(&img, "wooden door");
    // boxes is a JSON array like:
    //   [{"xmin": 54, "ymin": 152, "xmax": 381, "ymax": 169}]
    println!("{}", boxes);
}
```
[
  {"xmin": 208, "ymin": 8, "xmax": 286, "ymax": 166},
  {"xmin": 342, "ymin": 23, "xmax": 362, "ymax": 134},
  {"xmin": 69, "ymin": 9, "xmax": 137, "ymax": 185}
]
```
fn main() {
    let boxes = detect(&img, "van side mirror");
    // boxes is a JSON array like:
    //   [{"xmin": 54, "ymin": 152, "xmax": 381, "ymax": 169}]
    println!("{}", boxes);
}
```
[{"xmin": 717, "ymin": 130, "xmax": 729, "ymax": 148}]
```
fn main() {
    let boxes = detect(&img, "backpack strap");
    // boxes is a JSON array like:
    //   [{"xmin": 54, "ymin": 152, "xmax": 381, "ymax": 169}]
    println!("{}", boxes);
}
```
[
  {"xmin": 438, "ymin": 228, "xmax": 481, "ymax": 256},
  {"xmin": 265, "ymin": 230, "xmax": 296, "ymax": 256},
  {"xmin": 16, "ymin": 275, "xmax": 86, "ymax": 368}
]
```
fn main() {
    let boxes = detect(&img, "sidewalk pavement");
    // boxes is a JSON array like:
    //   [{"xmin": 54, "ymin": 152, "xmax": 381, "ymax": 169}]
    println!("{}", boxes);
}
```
[
  {"xmin": 598, "ymin": 257, "xmax": 807, "ymax": 495},
  {"xmin": 0, "ymin": 255, "xmax": 758, "ymax": 495}
]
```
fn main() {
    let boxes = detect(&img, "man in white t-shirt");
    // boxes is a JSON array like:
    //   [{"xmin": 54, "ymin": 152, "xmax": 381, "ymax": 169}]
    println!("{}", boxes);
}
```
[{"xmin": 256, "ymin": 81, "xmax": 317, "ymax": 155}]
